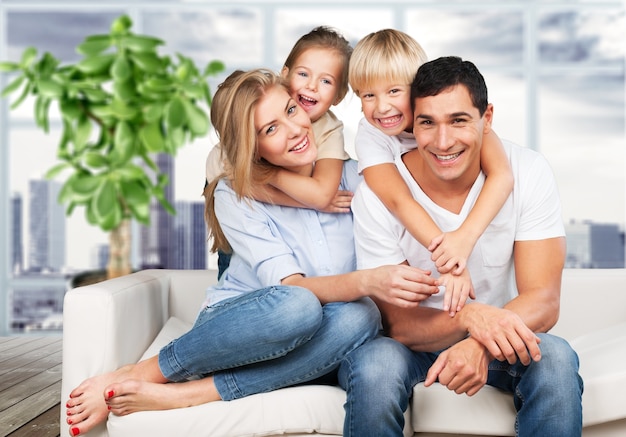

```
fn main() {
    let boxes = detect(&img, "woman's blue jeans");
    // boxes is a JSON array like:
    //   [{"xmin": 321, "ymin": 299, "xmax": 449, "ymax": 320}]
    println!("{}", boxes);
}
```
[
  {"xmin": 158, "ymin": 285, "xmax": 380, "ymax": 401},
  {"xmin": 339, "ymin": 333, "xmax": 583, "ymax": 437}
]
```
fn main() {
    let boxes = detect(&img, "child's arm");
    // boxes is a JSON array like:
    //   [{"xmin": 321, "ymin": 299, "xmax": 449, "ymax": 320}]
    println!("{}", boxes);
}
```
[
  {"xmin": 364, "ymin": 163, "xmax": 476, "ymax": 316},
  {"xmin": 363, "ymin": 163, "xmax": 441, "ymax": 248},
  {"xmin": 430, "ymin": 131, "xmax": 514, "ymax": 274},
  {"xmin": 253, "ymin": 158, "xmax": 352, "ymax": 213}
]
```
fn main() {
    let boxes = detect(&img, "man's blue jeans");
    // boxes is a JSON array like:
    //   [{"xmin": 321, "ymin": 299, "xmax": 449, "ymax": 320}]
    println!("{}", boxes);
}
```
[
  {"xmin": 158, "ymin": 285, "xmax": 381, "ymax": 400},
  {"xmin": 339, "ymin": 333, "xmax": 583, "ymax": 437}
]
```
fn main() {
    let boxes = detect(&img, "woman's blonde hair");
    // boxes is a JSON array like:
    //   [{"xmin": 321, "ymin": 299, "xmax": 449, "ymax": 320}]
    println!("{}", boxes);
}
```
[
  {"xmin": 348, "ymin": 29, "xmax": 428, "ymax": 96},
  {"xmin": 204, "ymin": 68, "xmax": 289, "ymax": 253}
]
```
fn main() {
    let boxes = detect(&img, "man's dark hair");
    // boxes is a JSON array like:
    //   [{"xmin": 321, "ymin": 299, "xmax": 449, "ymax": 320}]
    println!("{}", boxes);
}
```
[{"xmin": 411, "ymin": 56, "xmax": 488, "ymax": 116}]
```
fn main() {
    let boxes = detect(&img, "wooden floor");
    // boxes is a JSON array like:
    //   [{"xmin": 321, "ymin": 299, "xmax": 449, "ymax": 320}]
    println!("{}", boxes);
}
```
[{"xmin": 0, "ymin": 336, "xmax": 62, "ymax": 437}]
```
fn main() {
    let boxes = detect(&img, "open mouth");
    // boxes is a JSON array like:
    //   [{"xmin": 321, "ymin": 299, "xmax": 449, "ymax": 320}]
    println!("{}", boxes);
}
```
[
  {"xmin": 298, "ymin": 94, "xmax": 317, "ymax": 108},
  {"xmin": 289, "ymin": 136, "xmax": 309, "ymax": 153},
  {"xmin": 377, "ymin": 114, "xmax": 402, "ymax": 129},
  {"xmin": 435, "ymin": 152, "xmax": 461, "ymax": 162}
]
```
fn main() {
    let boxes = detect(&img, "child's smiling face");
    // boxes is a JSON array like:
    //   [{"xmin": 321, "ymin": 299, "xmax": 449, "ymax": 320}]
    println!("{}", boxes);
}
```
[
  {"xmin": 282, "ymin": 47, "xmax": 343, "ymax": 123},
  {"xmin": 358, "ymin": 80, "xmax": 413, "ymax": 136}
]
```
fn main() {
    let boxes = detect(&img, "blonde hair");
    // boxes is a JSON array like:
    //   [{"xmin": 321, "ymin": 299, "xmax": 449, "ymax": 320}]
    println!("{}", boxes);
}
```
[
  {"xmin": 283, "ymin": 26, "xmax": 353, "ymax": 104},
  {"xmin": 205, "ymin": 68, "xmax": 289, "ymax": 253},
  {"xmin": 349, "ymin": 29, "xmax": 428, "ymax": 97}
]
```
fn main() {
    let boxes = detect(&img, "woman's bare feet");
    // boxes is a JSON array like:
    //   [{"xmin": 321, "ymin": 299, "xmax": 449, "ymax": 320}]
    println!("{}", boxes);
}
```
[
  {"xmin": 65, "ymin": 357, "xmax": 165, "ymax": 436},
  {"xmin": 104, "ymin": 376, "xmax": 221, "ymax": 416}
]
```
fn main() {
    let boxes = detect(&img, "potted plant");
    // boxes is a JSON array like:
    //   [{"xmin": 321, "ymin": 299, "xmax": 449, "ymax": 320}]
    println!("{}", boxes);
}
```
[{"xmin": 0, "ymin": 14, "xmax": 224, "ymax": 279}]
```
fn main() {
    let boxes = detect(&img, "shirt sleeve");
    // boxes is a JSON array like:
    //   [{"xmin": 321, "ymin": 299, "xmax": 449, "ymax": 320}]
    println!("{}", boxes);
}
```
[
  {"xmin": 354, "ymin": 118, "xmax": 397, "ymax": 173},
  {"xmin": 214, "ymin": 182, "xmax": 305, "ymax": 286},
  {"xmin": 314, "ymin": 111, "xmax": 350, "ymax": 161},
  {"xmin": 514, "ymin": 147, "xmax": 566, "ymax": 241}
]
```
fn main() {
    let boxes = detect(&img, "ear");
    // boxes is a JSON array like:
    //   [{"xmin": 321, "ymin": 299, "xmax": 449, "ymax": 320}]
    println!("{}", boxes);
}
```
[
  {"xmin": 482, "ymin": 103, "xmax": 494, "ymax": 134},
  {"xmin": 280, "ymin": 66, "xmax": 289, "ymax": 78}
]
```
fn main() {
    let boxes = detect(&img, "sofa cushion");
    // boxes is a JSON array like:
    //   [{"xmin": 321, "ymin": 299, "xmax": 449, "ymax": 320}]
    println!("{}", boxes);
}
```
[
  {"xmin": 411, "ymin": 383, "xmax": 515, "ymax": 436},
  {"xmin": 571, "ymin": 321, "xmax": 626, "ymax": 427},
  {"xmin": 118, "ymin": 317, "xmax": 413, "ymax": 437}
]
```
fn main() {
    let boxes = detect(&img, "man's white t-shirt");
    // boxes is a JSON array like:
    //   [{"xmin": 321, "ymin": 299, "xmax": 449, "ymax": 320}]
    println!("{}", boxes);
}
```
[{"xmin": 352, "ymin": 140, "xmax": 565, "ymax": 310}]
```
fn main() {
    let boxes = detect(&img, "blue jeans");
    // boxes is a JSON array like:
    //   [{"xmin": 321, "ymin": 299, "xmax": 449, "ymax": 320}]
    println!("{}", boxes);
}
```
[
  {"xmin": 339, "ymin": 333, "xmax": 583, "ymax": 437},
  {"xmin": 158, "ymin": 285, "xmax": 381, "ymax": 401}
]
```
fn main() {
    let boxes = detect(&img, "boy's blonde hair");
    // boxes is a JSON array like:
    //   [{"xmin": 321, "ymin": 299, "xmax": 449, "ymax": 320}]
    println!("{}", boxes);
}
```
[
  {"xmin": 349, "ymin": 29, "xmax": 428, "ymax": 96},
  {"xmin": 283, "ymin": 26, "xmax": 353, "ymax": 104}
]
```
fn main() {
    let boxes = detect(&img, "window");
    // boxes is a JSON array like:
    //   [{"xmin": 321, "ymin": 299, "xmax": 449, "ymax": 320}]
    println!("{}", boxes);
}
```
[{"xmin": 1, "ymin": 0, "xmax": 624, "ymax": 334}]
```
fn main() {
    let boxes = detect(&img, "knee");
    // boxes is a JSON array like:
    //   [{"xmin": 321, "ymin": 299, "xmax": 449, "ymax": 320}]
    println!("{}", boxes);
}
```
[
  {"xmin": 343, "ymin": 337, "xmax": 412, "ymax": 387},
  {"xmin": 275, "ymin": 286, "xmax": 323, "ymax": 336},
  {"xmin": 537, "ymin": 334, "xmax": 579, "ymax": 371},
  {"xmin": 334, "ymin": 298, "xmax": 382, "ymax": 341}
]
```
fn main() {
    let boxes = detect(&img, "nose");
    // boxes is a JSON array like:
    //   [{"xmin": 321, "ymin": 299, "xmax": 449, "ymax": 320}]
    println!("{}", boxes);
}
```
[
  {"xmin": 305, "ymin": 77, "xmax": 317, "ymax": 92},
  {"xmin": 434, "ymin": 125, "xmax": 454, "ymax": 151},
  {"xmin": 286, "ymin": 117, "xmax": 305, "ymax": 137},
  {"xmin": 376, "ymin": 96, "xmax": 391, "ymax": 114}
]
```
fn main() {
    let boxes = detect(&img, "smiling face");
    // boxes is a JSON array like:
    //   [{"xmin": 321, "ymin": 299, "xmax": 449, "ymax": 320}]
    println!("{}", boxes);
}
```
[
  {"xmin": 254, "ymin": 85, "xmax": 317, "ymax": 175},
  {"xmin": 358, "ymin": 79, "xmax": 413, "ymax": 136},
  {"xmin": 412, "ymin": 84, "xmax": 492, "ymax": 184},
  {"xmin": 281, "ymin": 47, "xmax": 344, "ymax": 123}
]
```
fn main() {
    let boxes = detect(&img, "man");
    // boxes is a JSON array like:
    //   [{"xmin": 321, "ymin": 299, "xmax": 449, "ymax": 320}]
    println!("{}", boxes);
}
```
[{"xmin": 339, "ymin": 56, "xmax": 583, "ymax": 437}]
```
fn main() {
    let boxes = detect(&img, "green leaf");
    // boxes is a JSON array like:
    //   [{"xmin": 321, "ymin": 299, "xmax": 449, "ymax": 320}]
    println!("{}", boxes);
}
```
[
  {"xmin": 35, "ymin": 96, "xmax": 51, "ymax": 133},
  {"xmin": 84, "ymin": 151, "xmax": 108, "ymax": 168},
  {"xmin": 76, "ymin": 54, "xmax": 115, "ymax": 75},
  {"xmin": 0, "ymin": 61, "xmax": 20, "ymax": 72},
  {"xmin": 182, "ymin": 99, "xmax": 209, "ymax": 136},
  {"xmin": 139, "ymin": 121, "xmax": 165, "ymax": 152},
  {"xmin": 99, "ymin": 202, "xmax": 123, "ymax": 231},
  {"xmin": 144, "ymin": 77, "xmax": 174, "ymax": 92},
  {"xmin": 153, "ymin": 184, "xmax": 175, "ymax": 215},
  {"xmin": 120, "ymin": 179, "xmax": 150, "ymax": 204},
  {"xmin": 76, "ymin": 36, "xmax": 112, "ymax": 56},
  {"xmin": 1, "ymin": 75, "xmax": 25, "ymax": 98},
  {"xmin": 123, "ymin": 34, "xmax": 163, "ymax": 53},
  {"xmin": 113, "ymin": 78, "xmax": 135, "ymax": 101},
  {"xmin": 130, "ymin": 53, "xmax": 162, "ymax": 73},
  {"xmin": 110, "ymin": 99, "xmax": 138, "ymax": 120},
  {"xmin": 110, "ymin": 120, "xmax": 135, "ymax": 165},
  {"xmin": 59, "ymin": 98, "xmax": 82, "ymax": 121},
  {"xmin": 10, "ymin": 80, "xmax": 32, "ymax": 109},
  {"xmin": 128, "ymin": 200, "xmax": 150, "ymax": 224},
  {"xmin": 92, "ymin": 178, "xmax": 119, "ymax": 223},
  {"xmin": 74, "ymin": 115, "xmax": 92, "ymax": 151},
  {"xmin": 67, "ymin": 173, "xmax": 102, "ymax": 203},
  {"xmin": 204, "ymin": 60, "xmax": 226, "ymax": 76},
  {"xmin": 45, "ymin": 162, "xmax": 71, "ymax": 180},
  {"xmin": 166, "ymin": 97, "xmax": 185, "ymax": 129},
  {"xmin": 111, "ymin": 56, "xmax": 132, "ymax": 81},
  {"xmin": 37, "ymin": 79, "xmax": 64, "ymax": 99},
  {"xmin": 111, "ymin": 15, "xmax": 133, "ymax": 34},
  {"xmin": 20, "ymin": 47, "xmax": 38, "ymax": 68},
  {"xmin": 143, "ymin": 102, "xmax": 163, "ymax": 123},
  {"xmin": 180, "ymin": 83, "xmax": 205, "ymax": 99},
  {"xmin": 82, "ymin": 87, "xmax": 109, "ymax": 102}
]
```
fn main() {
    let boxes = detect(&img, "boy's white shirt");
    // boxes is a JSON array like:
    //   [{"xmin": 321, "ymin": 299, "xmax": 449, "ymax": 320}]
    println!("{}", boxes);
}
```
[{"xmin": 354, "ymin": 117, "xmax": 416, "ymax": 174}]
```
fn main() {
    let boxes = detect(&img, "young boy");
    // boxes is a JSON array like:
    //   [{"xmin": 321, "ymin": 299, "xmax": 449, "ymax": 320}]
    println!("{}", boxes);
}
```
[{"xmin": 349, "ymin": 29, "xmax": 514, "ymax": 315}]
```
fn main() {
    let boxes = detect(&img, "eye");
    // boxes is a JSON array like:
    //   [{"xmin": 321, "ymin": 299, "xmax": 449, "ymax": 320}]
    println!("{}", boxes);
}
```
[
  {"xmin": 361, "ymin": 92, "xmax": 374, "ymax": 99},
  {"xmin": 265, "ymin": 124, "xmax": 276, "ymax": 135},
  {"xmin": 321, "ymin": 78, "xmax": 332, "ymax": 85},
  {"xmin": 297, "ymin": 71, "xmax": 308, "ymax": 78},
  {"xmin": 287, "ymin": 104, "xmax": 298, "ymax": 115}
]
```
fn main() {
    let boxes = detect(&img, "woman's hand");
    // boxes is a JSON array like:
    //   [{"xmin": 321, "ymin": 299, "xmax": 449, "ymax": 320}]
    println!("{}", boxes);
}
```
[{"xmin": 363, "ymin": 264, "xmax": 440, "ymax": 308}]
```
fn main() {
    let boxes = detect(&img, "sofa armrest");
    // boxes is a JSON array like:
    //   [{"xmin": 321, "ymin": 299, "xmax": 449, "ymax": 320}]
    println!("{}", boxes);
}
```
[{"xmin": 61, "ymin": 270, "xmax": 172, "ymax": 437}]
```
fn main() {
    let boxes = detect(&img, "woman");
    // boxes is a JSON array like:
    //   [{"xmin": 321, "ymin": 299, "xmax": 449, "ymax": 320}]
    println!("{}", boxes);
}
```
[{"xmin": 64, "ymin": 69, "xmax": 438, "ymax": 437}]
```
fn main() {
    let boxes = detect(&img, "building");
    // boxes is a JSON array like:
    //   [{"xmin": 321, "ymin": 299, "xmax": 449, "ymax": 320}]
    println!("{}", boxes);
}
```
[
  {"xmin": 27, "ymin": 179, "xmax": 65, "ymax": 272},
  {"xmin": 173, "ymin": 201, "xmax": 207, "ymax": 270},
  {"xmin": 565, "ymin": 220, "xmax": 625, "ymax": 268},
  {"xmin": 11, "ymin": 192, "xmax": 23, "ymax": 274}
]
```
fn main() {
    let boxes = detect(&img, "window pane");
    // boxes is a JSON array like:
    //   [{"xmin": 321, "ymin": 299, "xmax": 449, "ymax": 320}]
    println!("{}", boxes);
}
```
[
  {"xmin": 538, "ymin": 9, "xmax": 625, "ymax": 64},
  {"xmin": 406, "ymin": 9, "xmax": 524, "ymax": 66},
  {"xmin": 539, "ymin": 73, "xmax": 625, "ymax": 240}
]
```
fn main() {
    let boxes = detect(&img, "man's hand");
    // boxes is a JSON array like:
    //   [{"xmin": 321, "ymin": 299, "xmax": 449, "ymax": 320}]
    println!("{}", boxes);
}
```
[
  {"xmin": 459, "ymin": 303, "xmax": 541, "ymax": 365},
  {"xmin": 364, "ymin": 264, "xmax": 440, "ymax": 308},
  {"xmin": 424, "ymin": 337, "xmax": 490, "ymax": 396}
]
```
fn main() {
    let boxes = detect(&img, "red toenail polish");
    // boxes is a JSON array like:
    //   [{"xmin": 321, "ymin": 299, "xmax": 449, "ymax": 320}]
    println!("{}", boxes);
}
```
[
  {"xmin": 71, "ymin": 427, "xmax": 80, "ymax": 436},
  {"xmin": 67, "ymin": 419, "xmax": 73, "ymax": 425},
  {"xmin": 107, "ymin": 405, "xmax": 112, "ymax": 410},
  {"xmin": 66, "ymin": 402, "xmax": 71, "ymax": 408},
  {"xmin": 107, "ymin": 390, "xmax": 114, "ymax": 399}
]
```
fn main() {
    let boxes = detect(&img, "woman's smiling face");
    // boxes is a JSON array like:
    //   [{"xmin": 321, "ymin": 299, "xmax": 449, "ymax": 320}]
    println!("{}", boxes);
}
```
[{"xmin": 255, "ymin": 85, "xmax": 317, "ymax": 175}]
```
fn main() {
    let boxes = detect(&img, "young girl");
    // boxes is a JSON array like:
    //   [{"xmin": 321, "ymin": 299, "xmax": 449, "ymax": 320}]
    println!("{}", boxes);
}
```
[
  {"xmin": 349, "ymin": 29, "xmax": 514, "ymax": 316},
  {"xmin": 64, "ymin": 69, "xmax": 439, "ymax": 437},
  {"xmin": 206, "ymin": 26, "xmax": 354, "ymax": 276}
]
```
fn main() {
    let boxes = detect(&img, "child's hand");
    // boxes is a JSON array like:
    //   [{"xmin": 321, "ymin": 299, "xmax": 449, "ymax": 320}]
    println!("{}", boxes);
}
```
[
  {"xmin": 438, "ymin": 269, "xmax": 476, "ymax": 317},
  {"xmin": 428, "ymin": 230, "xmax": 473, "ymax": 275},
  {"xmin": 320, "ymin": 190, "xmax": 353, "ymax": 213}
]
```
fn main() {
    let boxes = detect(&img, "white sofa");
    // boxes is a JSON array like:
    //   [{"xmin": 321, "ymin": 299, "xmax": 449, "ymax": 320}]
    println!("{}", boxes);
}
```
[{"xmin": 61, "ymin": 268, "xmax": 626, "ymax": 437}]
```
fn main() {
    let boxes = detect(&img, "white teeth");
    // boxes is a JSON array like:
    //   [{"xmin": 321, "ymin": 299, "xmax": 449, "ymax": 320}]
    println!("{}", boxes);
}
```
[
  {"xmin": 291, "ymin": 138, "xmax": 308, "ymax": 152},
  {"xmin": 436, "ymin": 152, "xmax": 460, "ymax": 161}
]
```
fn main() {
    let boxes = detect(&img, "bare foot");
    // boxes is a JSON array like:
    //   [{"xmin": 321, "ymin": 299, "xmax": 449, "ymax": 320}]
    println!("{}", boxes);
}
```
[
  {"xmin": 105, "ymin": 376, "xmax": 221, "ymax": 416},
  {"xmin": 65, "ymin": 364, "xmax": 138, "ymax": 436}
]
